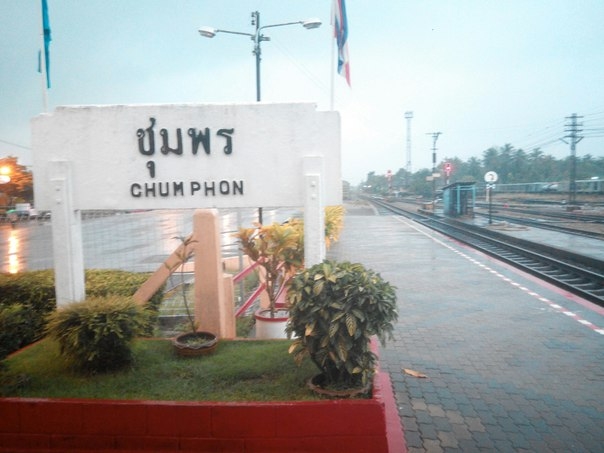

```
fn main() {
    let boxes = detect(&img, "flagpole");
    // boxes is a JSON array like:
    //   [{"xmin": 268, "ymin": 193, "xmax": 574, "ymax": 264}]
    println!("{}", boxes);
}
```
[
  {"xmin": 330, "ymin": 34, "xmax": 335, "ymax": 111},
  {"xmin": 39, "ymin": 0, "xmax": 50, "ymax": 113},
  {"xmin": 39, "ymin": 50, "xmax": 48, "ymax": 113},
  {"xmin": 329, "ymin": 0, "xmax": 335, "ymax": 110}
]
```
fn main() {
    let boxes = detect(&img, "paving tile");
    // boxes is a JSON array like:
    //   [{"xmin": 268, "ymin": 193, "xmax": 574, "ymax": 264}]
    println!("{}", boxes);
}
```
[
  {"xmin": 426, "ymin": 404, "xmax": 446, "ymax": 418},
  {"xmin": 437, "ymin": 431, "xmax": 458, "ymax": 449},
  {"xmin": 404, "ymin": 430, "xmax": 423, "ymax": 448},
  {"xmin": 401, "ymin": 415, "xmax": 419, "ymax": 430},
  {"xmin": 450, "ymin": 423, "xmax": 473, "ymax": 441},
  {"xmin": 456, "ymin": 438, "xmax": 479, "ymax": 451},
  {"xmin": 444, "ymin": 410, "xmax": 464, "ymax": 425},
  {"xmin": 472, "ymin": 431, "xmax": 495, "ymax": 449},
  {"xmin": 418, "ymin": 422, "xmax": 438, "ymax": 440},
  {"xmin": 415, "ymin": 410, "xmax": 433, "ymax": 425},
  {"xmin": 465, "ymin": 417, "xmax": 486, "ymax": 433},
  {"xmin": 422, "ymin": 439, "xmax": 443, "ymax": 453}
]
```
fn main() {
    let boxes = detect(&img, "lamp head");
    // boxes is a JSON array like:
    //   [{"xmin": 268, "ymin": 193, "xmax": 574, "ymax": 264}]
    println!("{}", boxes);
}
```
[
  {"xmin": 302, "ymin": 18, "xmax": 322, "ymax": 29},
  {"xmin": 198, "ymin": 26, "xmax": 217, "ymax": 38}
]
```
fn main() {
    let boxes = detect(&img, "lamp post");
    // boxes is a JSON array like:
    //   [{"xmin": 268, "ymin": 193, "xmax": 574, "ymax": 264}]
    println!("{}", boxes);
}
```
[
  {"xmin": 199, "ymin": 11, "xmax": 321, "ymax": 223},
  {"xmin": 199, "ymin": 11, "xmax": 321, "ymax": 102}
]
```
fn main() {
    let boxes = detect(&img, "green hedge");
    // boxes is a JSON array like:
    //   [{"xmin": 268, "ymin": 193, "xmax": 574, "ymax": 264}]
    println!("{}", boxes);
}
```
[
  {"xmin": 0, "ymin": 304, "xmax": 34, "ymax": 360},
  {"xmin": 0, "ymin": 270, "xmax": 56, "ymax": 355},
  {"xmin": 0, "ymin": 269, "xmax": 164, "ymax": 358},
  {"xmin": 85, "ymin": 269, "xmax": 164, "ymax": 336}
]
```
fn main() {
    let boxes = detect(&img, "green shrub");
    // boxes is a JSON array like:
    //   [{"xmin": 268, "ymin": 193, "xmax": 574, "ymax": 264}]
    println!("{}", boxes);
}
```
[
  {"xmin": 0, "ymin": 270, "xmax": 164, "ymax": 352},
  {"xmin": 45, "ymin": 296, "xmax": 149, "ymax": 374},
  {"xmin": 0, "ymin": 304, "xmax": 35, "ymax": 360},
  {"xmin": 287, "ymin": 260, "xmax": 398, "ymax": 388}
]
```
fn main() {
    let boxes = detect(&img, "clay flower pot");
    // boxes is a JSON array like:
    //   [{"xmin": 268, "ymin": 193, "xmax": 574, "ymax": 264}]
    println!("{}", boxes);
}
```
[{"xmin": 172, "ymin": 331, "xmax": 218, "ymax": 357}]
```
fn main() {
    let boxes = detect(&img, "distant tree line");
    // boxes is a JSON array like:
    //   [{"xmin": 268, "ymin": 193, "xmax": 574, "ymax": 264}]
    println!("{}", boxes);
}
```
[{"xmin": 362, "ymin": 144, "xmax": 604, "ymax": 198}]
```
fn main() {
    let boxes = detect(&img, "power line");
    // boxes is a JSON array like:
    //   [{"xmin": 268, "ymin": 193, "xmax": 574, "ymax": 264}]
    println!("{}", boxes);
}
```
[{"xmin": 0, "ymin": 139, "xmax": 30, "ymax": 150}]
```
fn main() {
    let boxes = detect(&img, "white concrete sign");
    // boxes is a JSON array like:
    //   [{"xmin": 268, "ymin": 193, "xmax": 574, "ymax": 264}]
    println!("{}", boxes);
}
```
[{"xmin": 32, "ymin": 103, "xmax": 341, "ymax": 210}]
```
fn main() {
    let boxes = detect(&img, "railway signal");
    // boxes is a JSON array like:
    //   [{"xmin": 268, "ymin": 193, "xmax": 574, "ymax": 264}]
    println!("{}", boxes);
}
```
[{"xmin": 444, "ymin": 162, "xmax": 452, "ymax": 185}]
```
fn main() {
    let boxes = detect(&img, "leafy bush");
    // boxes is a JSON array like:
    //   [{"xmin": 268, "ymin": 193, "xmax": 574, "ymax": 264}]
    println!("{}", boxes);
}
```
[
  {"xmin": 0, "ymin": 304, "xmax": 34, "ymax": 360},
  {"xmin": 287, "ymin": 260, "xmax": 398, "ymax": 388},
  {"xmin": 45, "ymin": 296, "xmax": 149, "ymax": 374}
]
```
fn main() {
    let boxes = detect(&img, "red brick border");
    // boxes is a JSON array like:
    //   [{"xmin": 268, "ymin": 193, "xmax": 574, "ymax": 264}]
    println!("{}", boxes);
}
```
[{"xmin": 0, "ymin": 390, "xmax": 387, "ymax": 452}]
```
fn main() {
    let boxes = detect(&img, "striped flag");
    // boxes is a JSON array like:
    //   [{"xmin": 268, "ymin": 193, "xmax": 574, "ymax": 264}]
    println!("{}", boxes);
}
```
[
  {"xmin": 332, "ymin": 0, "xmax": 350, "ymax": 86},
  {"xmin": 41, "ymin": 0, "xmax": 51, "ymax": 88}
]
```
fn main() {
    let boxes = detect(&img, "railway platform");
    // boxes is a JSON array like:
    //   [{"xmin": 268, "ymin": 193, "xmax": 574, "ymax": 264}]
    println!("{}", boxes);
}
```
[{"xmin": 329, "ymin": 203, "xmax": 604, "ymax": 452}]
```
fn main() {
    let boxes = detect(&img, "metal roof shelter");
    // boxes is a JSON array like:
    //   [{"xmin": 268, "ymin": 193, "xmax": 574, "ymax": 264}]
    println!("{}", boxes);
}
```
[{"xmin": 442, "ymin": 181, "xmax": 476, "ymax": 217}]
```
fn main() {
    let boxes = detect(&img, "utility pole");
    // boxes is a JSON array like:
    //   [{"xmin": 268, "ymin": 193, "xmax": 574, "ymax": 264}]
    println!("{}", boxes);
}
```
[
  {"xmin": 427, "ymin": 132, "xmax": 441, "ymax": 203},
  {"xmin": 405, "ymin": 111, "xmax": 413, "ymax": 188},
  {"xmin": 562, "ymin": 113, "xmax": 583, "ymax": 206}
]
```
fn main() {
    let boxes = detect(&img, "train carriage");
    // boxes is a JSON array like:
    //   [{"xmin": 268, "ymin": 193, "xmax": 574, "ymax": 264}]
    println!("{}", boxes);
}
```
[{"xmin": 491, "ymin": 178, "xmax": 603, "ymax": 195}]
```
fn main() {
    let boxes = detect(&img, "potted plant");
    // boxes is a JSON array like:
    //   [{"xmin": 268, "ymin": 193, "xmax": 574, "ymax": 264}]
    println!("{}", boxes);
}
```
[
  {"xmin": 168, "ymin": 235, "xmax": 218, "ymax": 356},
  {"xmin": 236, "ymin": 220, "xmax": 304, "ymax": 338},
  {"xmin": 286, "ymin": 260, "xmax": 398, "ymax": 395}
]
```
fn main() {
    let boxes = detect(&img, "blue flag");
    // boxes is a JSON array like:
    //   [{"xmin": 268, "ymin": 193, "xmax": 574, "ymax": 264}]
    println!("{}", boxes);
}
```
[{"xmin": 41, "ymin": 0, "xmax": 51, "ymax": 88}]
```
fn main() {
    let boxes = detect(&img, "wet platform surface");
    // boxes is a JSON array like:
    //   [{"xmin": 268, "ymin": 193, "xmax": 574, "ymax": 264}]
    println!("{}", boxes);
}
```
[
  {"xmin": 329, "ymin": 206, "xmax": 604, "ymax": 452},
  {"xmin": 469, "ymin": 217, "xmax": 604, "ymax": 261}
]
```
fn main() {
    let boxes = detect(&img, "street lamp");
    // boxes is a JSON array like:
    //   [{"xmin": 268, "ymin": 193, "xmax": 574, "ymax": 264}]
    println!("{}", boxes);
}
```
[
  {"xmin": 199, "ymin": 11, "xmax": 321, "ymax": 102},
  {"xmin": 0, "ymin": 166, "xmax": 11, "ymax": 184},
  {"xmin": 199, "ymin": 11, "xmax": 321, "ymax": 224}
]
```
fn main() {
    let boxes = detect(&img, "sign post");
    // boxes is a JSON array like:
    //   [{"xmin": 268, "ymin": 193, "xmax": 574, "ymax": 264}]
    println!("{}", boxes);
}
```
[{"xmin": 484, "ymin": 171, "xmax": 498, "ymax": 225}]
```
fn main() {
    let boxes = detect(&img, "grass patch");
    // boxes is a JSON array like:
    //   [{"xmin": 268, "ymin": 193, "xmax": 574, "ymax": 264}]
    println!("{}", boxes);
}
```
[{"xmin": 1, "ymin": 339, "xmax": 322, "ymax": 402}]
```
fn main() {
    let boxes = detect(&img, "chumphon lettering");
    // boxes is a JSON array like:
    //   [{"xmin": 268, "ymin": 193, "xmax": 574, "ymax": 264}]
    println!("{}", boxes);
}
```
[{"xmin": 130, "ymin": 180, "xmax": 244, "ymax": 198}]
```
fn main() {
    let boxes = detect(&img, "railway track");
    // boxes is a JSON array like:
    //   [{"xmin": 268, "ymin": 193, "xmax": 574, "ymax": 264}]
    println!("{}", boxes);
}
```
[{"xmin": 369, "ymin": 198, "xmax": 604, "ymax": 307}]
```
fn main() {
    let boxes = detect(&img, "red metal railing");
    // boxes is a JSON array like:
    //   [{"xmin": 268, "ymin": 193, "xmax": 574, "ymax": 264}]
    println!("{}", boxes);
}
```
[
  {"xmin": 233, "ymin": 260, "xmax": 264, "ymax": 317},
  {"xmin": 232, "ymin": 259, "xmax": 288, "ymax": 317}
]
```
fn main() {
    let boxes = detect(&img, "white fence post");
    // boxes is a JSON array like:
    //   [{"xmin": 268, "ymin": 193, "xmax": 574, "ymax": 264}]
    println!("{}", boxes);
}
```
[
  {"xmin": 304, "ymin": 156, "xmax": 325, "ymax": 267},
  {"xmin": 50, "ymin": 160, "xmax": 85, "ymax": 306}
]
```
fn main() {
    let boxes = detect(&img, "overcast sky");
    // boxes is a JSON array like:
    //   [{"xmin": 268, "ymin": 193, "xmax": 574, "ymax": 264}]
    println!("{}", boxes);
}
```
[{"xmin": 1, "ymin": 0, "xmax": 603, "ymax": 184}]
